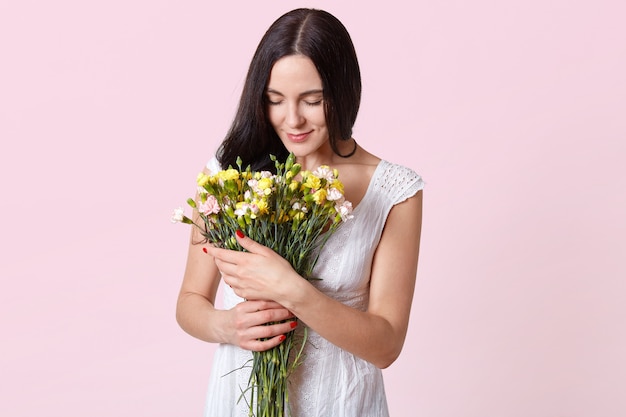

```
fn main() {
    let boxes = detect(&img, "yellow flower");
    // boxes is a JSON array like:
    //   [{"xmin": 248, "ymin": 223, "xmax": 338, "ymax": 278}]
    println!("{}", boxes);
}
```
[
  {"xmin": 303, "ymin": 174, "xmax": 321, "ymax": 190},
  {"xmin": 257, "ymin": 177, "xmax": 273, "ymax": 194},
  {"xmin": 196, "ymin": 172, "xmax": 210, "ymax": 187},
  {"xmin": 330, "ymin": 179, "xmax": 344, "ymax": 193},
  {"xmin": 312, "ymin": 188, "xmax": 327, "ymax": 204},
  {"xmin": 218, "ymin": 168, "xmax": 240, "ymax": 181},
  {"xmin": 292, "ymin": 211, "xmax": 305, "ymax": 221}
]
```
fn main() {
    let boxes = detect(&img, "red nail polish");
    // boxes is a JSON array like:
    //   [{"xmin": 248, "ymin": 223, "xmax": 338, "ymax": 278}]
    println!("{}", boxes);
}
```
[
  {"xmin": 236, "ymin": 229, "xmax": 245, "ymax": 239},
  {"xmin": 290, "ymin": 321, "xmax": 297, "ymax": 329},
  {"xmin": 202, "ymin": 247, "xmax": 208, "ymax": 253},
  {"xmin": 279, "ymin": 335, "xmax": 286, "ymax": 342}
]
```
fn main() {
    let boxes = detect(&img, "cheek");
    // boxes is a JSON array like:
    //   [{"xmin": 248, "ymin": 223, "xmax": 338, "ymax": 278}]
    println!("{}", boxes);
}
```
[
  {"xmin": 267, "ymin": 107, "xmax": 282, "ymax": 128},
  {"xmin": 307, "ymin": 107, "xmax": 327, "ymax": 127}
]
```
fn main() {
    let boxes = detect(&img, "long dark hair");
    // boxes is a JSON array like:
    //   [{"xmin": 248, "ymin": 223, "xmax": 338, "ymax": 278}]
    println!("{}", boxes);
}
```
[{"xmin": 217, "ymin": 8, "xmax": 362, "ymax": 172}]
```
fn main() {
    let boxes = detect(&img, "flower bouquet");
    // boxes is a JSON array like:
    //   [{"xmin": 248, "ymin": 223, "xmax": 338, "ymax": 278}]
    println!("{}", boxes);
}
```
[{"xmin": 172, "ymin": 153, "xmax": 352, "ymax": 417}]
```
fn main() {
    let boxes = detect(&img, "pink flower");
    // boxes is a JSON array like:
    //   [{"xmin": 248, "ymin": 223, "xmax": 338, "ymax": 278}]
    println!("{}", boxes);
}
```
[
  {"xmin": 336, "ymin": 200, "xmax": 354, "ymax": 221},
  {"xmin": 198, "ymin": 195, "xmax": 221, "ymax": 215}
]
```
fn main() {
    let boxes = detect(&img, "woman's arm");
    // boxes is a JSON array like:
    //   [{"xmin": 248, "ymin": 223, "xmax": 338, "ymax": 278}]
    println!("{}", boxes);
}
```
[
  {"xmin": 175, "ymin": 227, "xmax": 226, "ymax": 342},
  {"xmin": 208, "ymin": 190, "xmax": 423, "ymax": 368}
]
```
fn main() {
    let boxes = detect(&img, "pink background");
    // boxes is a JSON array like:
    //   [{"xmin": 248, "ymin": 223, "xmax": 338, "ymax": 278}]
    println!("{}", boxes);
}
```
[{"xmin": 1, "ymin": 1, "xmax": 625, "ymax": 416}]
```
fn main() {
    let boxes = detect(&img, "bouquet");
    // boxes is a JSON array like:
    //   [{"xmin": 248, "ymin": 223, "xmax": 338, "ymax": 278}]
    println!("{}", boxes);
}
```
[{"xmin": 172, "ymin": 153, "xmax": 353, "ymax": 417}]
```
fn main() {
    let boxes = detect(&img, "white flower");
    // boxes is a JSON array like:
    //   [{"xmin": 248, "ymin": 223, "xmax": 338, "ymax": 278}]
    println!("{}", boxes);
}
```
[
  {"xmin": 326, "ymin": 187, "xmax": 344, "ymax": 201},
  {"xmin": 313, "ymin": 165, "xmax": 334, "ymax": 181},
  {"xmin": 171, "ymin": 207, "xmax": 185, "ymax": 223},
  {"xmin": 292, "ymin": 202, "xmax": 308, "ymax": 213},
  {"xmin": 235, "ymin": 202, "xmax": 253, "ymax": 217}
]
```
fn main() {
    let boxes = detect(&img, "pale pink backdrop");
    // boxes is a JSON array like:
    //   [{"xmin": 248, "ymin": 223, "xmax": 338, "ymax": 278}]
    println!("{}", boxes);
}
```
[{"xmin": 1, "ymin": 1, "xmax": 625, "ymax": 416}]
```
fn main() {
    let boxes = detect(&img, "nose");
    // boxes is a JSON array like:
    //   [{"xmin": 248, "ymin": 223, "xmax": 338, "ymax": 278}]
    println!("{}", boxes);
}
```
[{"xmin": 285, "ymin": 102, "xmax": 305, "ymax": 128}]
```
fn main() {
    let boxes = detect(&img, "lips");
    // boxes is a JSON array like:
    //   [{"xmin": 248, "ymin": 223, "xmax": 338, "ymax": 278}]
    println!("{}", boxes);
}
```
[{"xmin": 286, "ymin": 131, "xmax": 312, "ymax": 143}]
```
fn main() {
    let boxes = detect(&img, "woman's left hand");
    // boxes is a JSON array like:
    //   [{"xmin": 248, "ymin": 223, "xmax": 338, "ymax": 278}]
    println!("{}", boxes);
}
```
[{"xmin": 205, "ymin": 231, "xmax": 298, "ymax": 301}]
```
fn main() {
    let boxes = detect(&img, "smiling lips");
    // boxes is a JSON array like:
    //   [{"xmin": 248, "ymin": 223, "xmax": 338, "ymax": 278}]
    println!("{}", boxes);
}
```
[{"xmin": 287, "ymin": 131, "xmax": 312, "ymax": 143}]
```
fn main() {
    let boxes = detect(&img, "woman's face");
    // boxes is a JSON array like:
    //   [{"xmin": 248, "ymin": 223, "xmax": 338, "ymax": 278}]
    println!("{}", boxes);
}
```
[{"xmin": 266, "ymin": 55, "xmax": 329, "ymax": 158}]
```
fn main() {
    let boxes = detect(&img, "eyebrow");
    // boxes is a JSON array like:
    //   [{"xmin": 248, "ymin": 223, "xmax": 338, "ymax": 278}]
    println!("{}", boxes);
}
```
[{"xmin": 266, "ymin": 88, "xmax": 324, "ymax": 97}]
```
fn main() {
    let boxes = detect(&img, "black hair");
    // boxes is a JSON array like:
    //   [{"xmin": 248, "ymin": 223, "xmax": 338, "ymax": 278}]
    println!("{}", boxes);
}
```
[{"xmin": 217, "ymin": 8, "xmax": 362, "ymax": 172}]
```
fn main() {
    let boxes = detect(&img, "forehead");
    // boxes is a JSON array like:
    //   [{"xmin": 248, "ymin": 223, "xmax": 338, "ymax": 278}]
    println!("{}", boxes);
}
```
[{"xmin": 267, "ymin": 55, "xmax": 322, "ymax": 91}]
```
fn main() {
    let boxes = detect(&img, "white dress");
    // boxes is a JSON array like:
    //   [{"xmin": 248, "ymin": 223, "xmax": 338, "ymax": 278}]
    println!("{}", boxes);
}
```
[{"xmin": 203, "ymin": 158, "xmax": 424, "ymax": 417}]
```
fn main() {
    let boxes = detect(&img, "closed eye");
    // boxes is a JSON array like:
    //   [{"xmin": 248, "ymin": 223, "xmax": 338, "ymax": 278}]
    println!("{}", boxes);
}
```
[{"xmin": 266, "ymin": 88, "xmax": 323, "ymax": 107}]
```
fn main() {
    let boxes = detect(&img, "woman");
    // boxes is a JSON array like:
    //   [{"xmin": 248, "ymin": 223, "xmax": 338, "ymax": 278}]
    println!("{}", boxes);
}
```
[{"xmin": 176, "ymin": 8, "xmax": 424, "ymax": 416}]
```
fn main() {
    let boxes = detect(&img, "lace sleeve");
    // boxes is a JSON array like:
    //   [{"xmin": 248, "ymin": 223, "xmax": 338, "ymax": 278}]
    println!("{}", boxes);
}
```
[{"xmin": 378, "ymin": 161, "xmax": 425, "ymax": 205}]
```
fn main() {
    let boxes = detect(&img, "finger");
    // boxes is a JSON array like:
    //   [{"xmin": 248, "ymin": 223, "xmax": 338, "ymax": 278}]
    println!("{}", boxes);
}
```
[
  {"xmin": 234, "ymin": 230, "xmax": 270, "ymax": 255},
  {"xmin": 252, "ymin": 308, "xmax": 296, "ymax": 326},
  {"xmin": 244, "ymin": 320, "xmax": 298, "ymax": 352},
  {"xmin": 220, "ymin": 274, "xmax": 237, "ymax": 292},
  {"xmin": 235, "ymin": 301, "xmax": 295, "ymax": 324},
  {"xmin": 214, "ymin": 257, "xmax": 238, "ymax": 277},
  {"xmin": 248, "ymin": 300, "xmax": 293, "ymax": 313},
  {"xmin": 204, "ymin": 245, "xmax": 239, "ymax": 263},
  {"xmin": 245, "ymin": 334, "xmax": 289, "ymax": 352},
  {"xmin": 248, "ymin": 320, "xmax": 297, "ymax": 340},
  {"xmin": 238, "ymin": 299, "xmax": 283, "ymax": 312}
]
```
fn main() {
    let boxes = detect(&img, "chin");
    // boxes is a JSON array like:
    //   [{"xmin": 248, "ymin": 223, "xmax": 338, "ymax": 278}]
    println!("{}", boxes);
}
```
[{"xmin": 281, "ymin": 142, "xmax": 308, "ymax": 156}]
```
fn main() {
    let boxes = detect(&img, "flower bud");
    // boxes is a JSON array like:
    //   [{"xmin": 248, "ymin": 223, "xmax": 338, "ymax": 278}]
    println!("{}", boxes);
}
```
[{"xmin": 285, "ymin": 153, "xmax": 295, "ymax": 171}]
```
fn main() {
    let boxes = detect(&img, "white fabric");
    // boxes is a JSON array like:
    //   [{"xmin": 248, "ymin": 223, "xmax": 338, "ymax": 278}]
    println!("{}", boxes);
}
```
[{"xmin": 203, "ymin": 158, "xmax": 424, "ymax": 417}]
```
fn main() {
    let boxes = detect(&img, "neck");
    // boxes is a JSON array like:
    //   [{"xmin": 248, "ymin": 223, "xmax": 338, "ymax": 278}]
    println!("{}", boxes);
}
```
[{"xmin": 295, "ymin": 139, "xmax": 357, "ymax": 171}]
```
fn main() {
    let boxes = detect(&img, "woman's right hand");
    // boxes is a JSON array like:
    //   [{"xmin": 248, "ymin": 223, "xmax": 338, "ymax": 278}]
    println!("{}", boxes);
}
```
[{"xmin": 226, "ymin": 300, "xmax": 298, "ymax": 352}]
